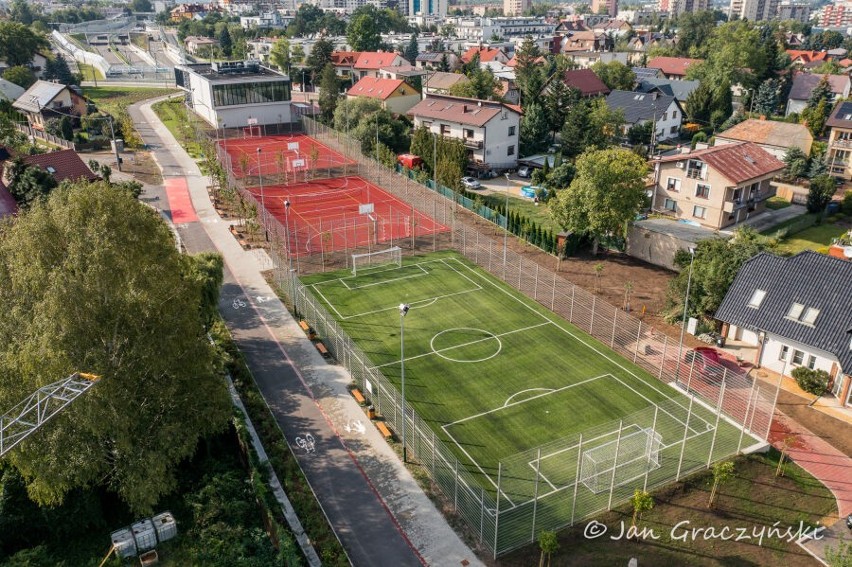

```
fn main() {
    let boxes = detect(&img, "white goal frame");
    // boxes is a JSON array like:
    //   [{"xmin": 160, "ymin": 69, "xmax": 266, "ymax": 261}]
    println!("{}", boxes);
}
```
[
  {"xmin": 579, "ymin": 426, "xmax": 662, "ymax": 494},
  {"xmin": 351, "ymin": 246, "xmax": 402, "ymax": 276}
]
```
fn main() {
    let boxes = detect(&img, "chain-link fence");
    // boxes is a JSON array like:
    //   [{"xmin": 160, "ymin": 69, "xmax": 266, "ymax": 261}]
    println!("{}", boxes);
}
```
[{"xmin": 213, "ymin": 117, "xmax": 780, "ymax": 558}]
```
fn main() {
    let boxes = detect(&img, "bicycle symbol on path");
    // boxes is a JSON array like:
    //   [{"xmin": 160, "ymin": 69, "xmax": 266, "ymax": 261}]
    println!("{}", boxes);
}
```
[
  {"xmin": 295, "ymin": 433, "xmax": 317, "ymax": 454},
  {"xmin": 344, "ymin": 420, "xmax": 366, "ymax": 435},
  {"xmin": 232, "ymin": 297, "xmax": 247, "ymax": 310}
]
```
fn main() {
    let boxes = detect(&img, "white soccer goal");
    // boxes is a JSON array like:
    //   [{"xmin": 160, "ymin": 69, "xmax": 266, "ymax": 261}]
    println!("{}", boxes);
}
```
[
  {"xmin": 351, "ymin": 246, "xmax": 402, "ymax": 276},
  {"xmin": 579, "ymin": 427, "xmax": 662, "ymax": 494}
]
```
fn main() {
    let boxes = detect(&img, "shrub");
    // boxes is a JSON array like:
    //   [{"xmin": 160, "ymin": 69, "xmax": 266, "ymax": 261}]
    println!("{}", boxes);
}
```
[
  {"xmin": 791, "ymin": 367, "xmax": 830, "ymax": 395},
  {"xmin": 842, "ymin": 190, "xmax": 852, "ymax": 215}
]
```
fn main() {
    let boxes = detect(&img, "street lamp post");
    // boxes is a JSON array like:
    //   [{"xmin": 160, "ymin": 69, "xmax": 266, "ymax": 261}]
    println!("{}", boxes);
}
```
[
  {"xmin": 503, "ymin": 172, "xmax": 511, "ymax": 276},
  {"xmin": 256, "ymin": 147, "xmax": 269, "ymax": 241},
  {"xmin": 675, "ymin": 247, "xmax": 696, "ymax": 385},
  {"xmin": 284, "ymin": 198, "xmax": 293, "ymax": 270},
  {"xmin": 399, "ymin": 303, "xmax": 410, "ymax": 463}
]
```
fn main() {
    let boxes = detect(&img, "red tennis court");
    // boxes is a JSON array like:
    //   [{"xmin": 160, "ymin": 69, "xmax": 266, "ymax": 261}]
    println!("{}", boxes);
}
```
[
  {"xmin": 219, "ymin": 134, "xmax": 355, "ymax": 179},
  {"xmin": 246, "ymin": 176, "xmax": 448, "ymax": 257}
]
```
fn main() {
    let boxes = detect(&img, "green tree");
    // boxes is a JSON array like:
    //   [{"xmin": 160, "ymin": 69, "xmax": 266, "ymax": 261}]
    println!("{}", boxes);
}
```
[
  {"xmin": 782, "ymin": 147, "xmax": 809, "ymax": 180},
  {"xmin": 0, "ymin": 22, "xmax": 49, "ymax": 67},
  {"xmin": 708, "ymin": 461, "xmax": 735, "ymax": 508},
  {"xmin": 543, "ymin": 78, "xmax": 579, "ymax": 140},
  {"xmin": 547, "ymin": 162, "xmax": 575, "ymax": 189},
  {"xmin": 404, "ymin": 33, "xmax": 419, "ymax": 64},
  {"xmin": 712, "ymin": 80, "xmax": 733, "ymax": 122},
  {"xmin": 449, "ymin": 67, "xmax": 502, "ymax": 100},
  {"xmin": 753, "ymin": 78, "xmax": 779, "ymax": 116},
  {"xmin": 347, "ymin": 11, "xmax": 382, "ymax": 51},
  {"xmin": 686, "ymin": 20, "xmax": 767, "ymax": 88},
  {"xmin": 807, "ymin": 174, "xmax": 837, "ymax": 213},
  {"xmin": 269, "ymin": 37, "xmax": 291, "ymax": 72},
  {"xmin": 6, "ymin": 158, "xmax": 58, "ymax": 207},
  {"xmin": 520, "ymin": 102, "xmax": 550, "ymax": 155},
  {"xmin": 59, "ymin": 116, "xmax": 74, "ymax": 141},
  {"xmin": 130, "ymin": 0, "xmax": 152, "ymax": 11},
  {"xmin": 550, "ymin": 148, "xmax": 649, "ymax": 254},
  {"xmin": 306, "ymin": 37, "xmax": 334, "ymax": 78},
  {"xmin": 674, "ymin": 11, "xmax": 716, "ymax": 56},
  {"xmin": 290, "ymin": 44, "xmax": 305, "ymax": 65},
  {"xmin": 2, "ymin": 65, "xmax": 36, "ymax": 89},
  {"xmin": 807, "ymin": 153, "xmax": 828, "ymax": 179},
  {"xmin": 664, "ymin": 227, "xmax": 777, "ymax": 321},
  {"xmin": 0, "ymin": 182, "xmax": 231, "ymax": 514},
  {"xmin": 803, "ymin": 99, "xmax": 829, "ymax": 137},
  {"xmin": 806, "ymin": 75, "xmax": 833, "ymax": 111},
  {"xmin": 217, "ymin": 26, "xmax": 233, "ymax": 57},
  {"xmin": 42, "ymin": 54, "xmax": 77, "ymax": 85},
  {"xmin": 514, "ymin": 35, "xmax": 544, "ymax": 105},
  {"xmin": 685, "ymin": 82, "xmax": 714, "ymax": 125},
  {"xmin": 8, "ymin": 0, "xmax": 37, "ymax": 24},
  {"xmin": 591, "ymin": 60, "xmax": 636, "ymax": 91},
  {"xmin": 630, "ymin": 489, "xmax": 654, "ymax": 529},
  {"xmin": 537, "ymin": 530, "xmax": 559, "ymax": 567},
  {"xmin": 318, "ymin": 63, "xmax": 341, "ymax": 123},
  {"xmin": 627, "ymin": 121, "xmax": 653, "ymax": 145},
  {"xmin": 791, "ymin": 367, "xmax": 831, "ymax": 396}
]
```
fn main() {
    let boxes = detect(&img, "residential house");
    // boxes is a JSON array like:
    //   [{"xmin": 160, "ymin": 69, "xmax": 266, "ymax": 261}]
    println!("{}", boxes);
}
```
[
  {"xmin": 589, "ymin": 19, "xmax": 633, "ymax": 38},
  {"xmin": 422, "ymin": 71, "xmax": 469, "ymax": 97},
  {"xmin": 184, "ymin": 36, "xmax": 219, "ymax": 55},
  {"xmin": 636, "ymin": 78, "xmax": 700, "ymax": 108},
  {"xmin": 652, "ymin": 142, "xmax": 784, "ymax": 229},
  {"xmin": 408, "ymin": 94, "xmax": 522, "ymax": 171},
  {"xmin": 12, "ymin": 80, "xmax": 87, "ymax": 131},
  {"xmin": 565, "ymin": 51, "xmax": 628, "ymax": 69},
  {"xmin": 715, "ymin": 119, "xmax": 813, "ymax": 160},
  {"xmin": 170, "ymin": 3, "xmax": 211, "ymax": 21},
  {"xmin": 633, "ymin": 66, "xmax": 663, "ymax": 80},
  {"xmin": 646, "ymin": 56, "xmax": 703, "ymax": 80},
  {"xmin": 18, "ymin": 149, "xmax": 99, "ymax": 184},
  {"xmin": 714, "ymin": 250, "xmax": 852, "ymax": 408},
  {"xmin": 376, "ymin": 65, "xmax": 424, "ymax": 82},
  {"xmin": 542, "ymin": 68, "xmax": 610, "ymax": 98},
  {"xmin": 561, "ymin": 31, "xmax": 609, "ymax": 53},
  {"xmin": 460, "ymin": 46, "xmax": 509, "ymax": 66},
  {"xmin": 554, "ymin": 20, "xmax": 589, "ymax": 34},
  {"xmin": 785, "ymin": 50, "xmax": 830, "ymax": 67},
  {"xmin": 0, "ymin": 78, "xmax": 25, "ymax": 102},
  {"xmin": 785, "ymin": 73, "xmax": 851, "ymax": 116},
  {"xmin": 626, "ymin": 33, "xmax": 676, "ymax": 64},
  {"xmin": 414, "ymin": 51, "xmax": 461, "ymax": 71},
  {"xmin": 605, "ymin": 90, "xmax": 683, "ymax": 141},
  {"xmin": 330, "ymin": 51, "xmax": 362, "ymax": 82},
  {"xmin": 353, "ymin": 52, "xmax": 407, "ymax": 79},
  {"xmin": 826, "ymin": 101, "xmax": 852, "ymax": 180},
  {"xmin": 347, "ymin": 77, "xmax": 421, "ymax": 114}
]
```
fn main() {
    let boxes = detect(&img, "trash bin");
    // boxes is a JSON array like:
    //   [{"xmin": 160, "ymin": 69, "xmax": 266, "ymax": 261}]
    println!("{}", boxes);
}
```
[
  {"xmin": 367, "ymin": 405, "xmax": 376, "ymax": 420},
  {"xmin": 715, "ymin": 335, "xmax": 726, "ymax": 348}
]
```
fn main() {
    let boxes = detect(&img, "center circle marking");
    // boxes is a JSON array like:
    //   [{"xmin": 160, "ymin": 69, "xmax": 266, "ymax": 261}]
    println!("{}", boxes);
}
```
[{"xmin": 430, "ymin": 327, "xmax": 502, "ymax": 363}]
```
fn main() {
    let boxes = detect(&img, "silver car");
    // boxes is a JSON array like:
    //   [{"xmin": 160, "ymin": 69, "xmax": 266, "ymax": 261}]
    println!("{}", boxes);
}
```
[{"xmin": 461, "ymin": 177, "xmax": 482, "ymax": 189}]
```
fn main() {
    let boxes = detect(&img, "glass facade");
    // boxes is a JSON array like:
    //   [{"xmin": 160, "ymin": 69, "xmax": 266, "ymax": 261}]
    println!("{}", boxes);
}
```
[{"xmin": 212, "ymin": 80, "xmax": 291, "ymax": 107}]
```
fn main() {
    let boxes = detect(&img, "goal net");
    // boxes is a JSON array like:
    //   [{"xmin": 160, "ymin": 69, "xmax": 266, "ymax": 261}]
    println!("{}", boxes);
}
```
[
  {"xmin": 352, "ymin": 246, "xmax": 402, "ymax": 276},
  {"xmin": 286, "ymin": 186, "xmax": 363, "ymax": 206},
  {"xmin": 579, "ymin": 427, "xmax": 662, "ymax": 494},
  {"xmin": 242, "ymin": 125, "xmax": 261, "ymax": 138}
]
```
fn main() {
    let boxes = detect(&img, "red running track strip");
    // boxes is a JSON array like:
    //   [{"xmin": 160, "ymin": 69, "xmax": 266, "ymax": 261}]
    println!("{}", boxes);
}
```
[{"xmin": 165, "ymin": 177, "xmax": 198, "ymax": 224}]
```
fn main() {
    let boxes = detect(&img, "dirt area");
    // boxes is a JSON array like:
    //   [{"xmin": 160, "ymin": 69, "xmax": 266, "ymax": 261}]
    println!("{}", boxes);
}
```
[
  {"xmin": 775, "ymin": 389, "xmax": 852, "ymax": 457},
  {"xmin": 85, "ymin": 149, "xmax": 162, "ymax": 185},
  {"xmin": 493, "ymin": 452, "xmax": 836, "ymax": 567}
]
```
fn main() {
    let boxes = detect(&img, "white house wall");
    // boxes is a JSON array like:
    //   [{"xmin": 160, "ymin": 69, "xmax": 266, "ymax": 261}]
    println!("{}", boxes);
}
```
[{"xmin": 759, "ymin": 334, "xmax": 837, "ymax": 377}]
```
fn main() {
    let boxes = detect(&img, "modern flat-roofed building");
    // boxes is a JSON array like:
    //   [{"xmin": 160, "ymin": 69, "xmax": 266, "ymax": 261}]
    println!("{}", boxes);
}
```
[{"xmin": 175, "ymin": 60, "xmax": 292, "ymax": 129}]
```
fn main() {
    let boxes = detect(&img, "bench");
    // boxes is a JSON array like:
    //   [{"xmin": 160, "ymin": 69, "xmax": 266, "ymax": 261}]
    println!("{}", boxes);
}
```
[
  {"xmin": 375, "ymin": 421, "xmax": 393, "ymax": 439},
  {"xmin": 351, "ymin": 388, "xmax": 366, "ymax": 405},
  {"xmin": 315, "ymin": 342, "xmax": 329, "ymax": 357},
  {"xmin": 299, "ymin": 320, "xmax": 311, "ymax": 332}
]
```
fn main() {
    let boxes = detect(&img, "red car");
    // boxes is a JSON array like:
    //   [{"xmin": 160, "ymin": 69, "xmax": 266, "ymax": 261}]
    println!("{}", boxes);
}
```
[{"xmin": 684, "ymin": 347, "xmax": 725, "ymax": 378}]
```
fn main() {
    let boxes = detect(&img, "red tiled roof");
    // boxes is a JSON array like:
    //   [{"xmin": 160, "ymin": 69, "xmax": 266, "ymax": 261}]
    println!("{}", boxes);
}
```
[
  {"xmin": 646, "ymin": 56, "xmax": 703, "ymax": 77},
  {"xmin": 461, "ymin": 47, "xmax": 505, "ymax": 64},
  {"xmin": 506, "ymin": 55, "xmax": 545, "ymax": 67},
  {"xmin": 22, "ymin": 149, "xmax": 99, "ymax": 183},
  {"xmin": 348, "ymin": 77, "xmax": 412, "ymax": 100},
  {"xmin": 658, "ymin": 142, "xmax": 784, "ymax": 184},
  {"xmin": 331, "ymin": 51, "xmax": 362, "ymax": 66},
  {"xmin": 354, "ymin": 52, "xmax": 403, "ymax": 70},
  {"xmin": 408, "ymin": 94, "xmax": 520, "ymax": 127},
  {"xmin": 562, "ymin": 68, "xmax": 610, "ymax": 97},
  {"xmin": 786, "ymin": 50, "xmax": 829, "ymax": 64}
]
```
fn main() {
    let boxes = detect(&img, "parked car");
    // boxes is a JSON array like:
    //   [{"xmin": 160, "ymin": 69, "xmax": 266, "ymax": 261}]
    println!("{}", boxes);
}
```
[
  {"xmin": 461, "ymin": 177, "xmax": 482, "ymax": 190},
  {"xmin": 517, "ymin": 165, "xmax": 531, "ymax": 178},
  {"xmin": 684, "ymin": 347, "xmax": 725, "ymax": 380}
]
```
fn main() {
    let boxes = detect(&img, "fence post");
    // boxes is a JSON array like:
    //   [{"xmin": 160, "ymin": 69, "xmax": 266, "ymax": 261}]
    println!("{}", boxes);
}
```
[
  {"xmin": 431, "ymin": 430, "xmax": 436, "ymax": 476},
  {"xmin": 531, "ymin": 448, "xmax": 541, "ymax": 542},
  {"xmin": 611, "ymin": 307, "xmax": 618, "ymax": 348},
  {"xmin": 607, "ymin": 421, "xmax": 625, "ymax": 510},
  {"xmin": 570, "ymin": 433, "xmax": 583, "ymax": 525},
  {"xmin": 454, "ymin": 458, "xmax": 459, "ymax": 512},
  {"xmin": 686, "ymin": 352, "xmax": 697, "ymax": 392},
  {"xmin": 767, "ymin": 374, "xmax": 784, "ymax": 440},
  {"xmin": 675, "ymin": 395, "xmax": 695, "ymax": 481},
  {"xmin": 747, "ymin": 384, "xmax": 760, "ymax": 434},
  {"xmin": 494, "ymin": 462, "xmax": 502, "ymax": 559},
  {"xmin": 479, "ymin": 487, "xmax": 485, "ymax": 545},
  {"xmin": 551, "ymin": 272, "xmax": 557, "ymax": 311},
  {"xmin": 590, "ymin": 296, "xmax": 596, "ymax": 335},
  {"xmin": 658, "ymin": 335, "xmax": 668, "ymax": 380},
  {"xmin": 737, "ymin": 377, "xmax": 758, "ymax": 453},
  {"xmin": 643, "ymin": 404, "xmax": 659, "ymax": 492},
  {"xmin": 707, "ymin": 380, "xmax": 726, "ymax": 467},
  {"xmin": 534, "ymin": 264, "xmax": 539, "ymax": 301},
  {"xmin": 634, "ymin": 320, "xmax": 642, "ymax": 364},
  {"xmin": 570, "ymin": 285, "xmax": 575, "ymax": 323}
]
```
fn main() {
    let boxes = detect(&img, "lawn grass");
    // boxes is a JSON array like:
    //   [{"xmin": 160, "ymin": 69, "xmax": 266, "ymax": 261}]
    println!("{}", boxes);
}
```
[
  {"xmin": 83, "ymin": 86, "xmax": 178, "ymax": 107},
  {"xmin": 152, "ymin": 98, "xmax": 205, "ymax": 159},
  {"xmin": 78, "ymin": 63, "xmax": 104, "ymax": 81},
  {"xmin": 765, "ymin": 196, "xmax": 792, "ymax": 210},
  {"xmin": 776, "ymin": 222, "xmax": 848, "ymax": 254},
  {"xmin": 480, "ymin": 192, "xmax": 560, "ymax": 233},
  {"xmin": 302, "ymin": 251, "xmax": 746, "ymax": 544},
  {"xmin": 761, "ymin": 212, "xmax": 819, "ymax": 237}
]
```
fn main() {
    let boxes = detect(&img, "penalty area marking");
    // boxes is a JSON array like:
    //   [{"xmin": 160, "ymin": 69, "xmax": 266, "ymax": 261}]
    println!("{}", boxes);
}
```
[{"xmin": 503, "ymin": 388, "xmax": 556, "ymax": 407}]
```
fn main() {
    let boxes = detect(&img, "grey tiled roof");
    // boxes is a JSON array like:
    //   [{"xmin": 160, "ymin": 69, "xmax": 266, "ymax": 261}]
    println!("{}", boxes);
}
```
[
  {"xmin": 715, "ymin": 251, "xmax": 852, "ymax": 372},
  {"xmin": 636, "ymin": 78, "xmax": 700, "ymax": 101},
  {"xmin": 605, "ymin": 89, "xmax": 679, "ymax": 124}
]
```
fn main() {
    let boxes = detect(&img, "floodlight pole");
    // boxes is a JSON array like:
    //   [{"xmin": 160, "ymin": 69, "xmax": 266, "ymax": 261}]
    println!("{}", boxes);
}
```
[
  {"xmin": 284, "ymin": 198, "xmax": 293, "ymax": 271},
  {"xmin": 399, "ymin": 303, "xmax": 410, "ymax": 463},
  {"xmin": 675, "ymin": 247, "xmax": 696, "ymax": 385},
  {"xmin": 257, "ymin": 147, "xmax": 269, "ymax": 241}
]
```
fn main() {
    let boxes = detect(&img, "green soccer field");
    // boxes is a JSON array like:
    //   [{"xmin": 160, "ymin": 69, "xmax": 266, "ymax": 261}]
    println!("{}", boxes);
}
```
[{"xmin": 302, "ymin": 251, "xmax": 744, "ymax": 508}]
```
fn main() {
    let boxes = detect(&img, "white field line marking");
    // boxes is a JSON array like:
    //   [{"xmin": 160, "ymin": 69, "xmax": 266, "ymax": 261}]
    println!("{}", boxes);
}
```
[
  {"xmin": 503, "ymin": 388, "xmax": 555, "ymax": 407},
  {"xmin": 374, "ymin": 322, "xmax": 550, "ymax": 369},
  {"xmin": 340, "ymin": 263, "xmax": 429, "ymax": 291},
  {"xmin": 442, "ymin": 423, "xmax": 517, "ymax": 508},
  {"xmin": 609, "ymin": 374, "xmax": 712, "ymax": 436},
  {"xmin": 310, "ymin": 283, "xmax": 345, "ymax": 320}
]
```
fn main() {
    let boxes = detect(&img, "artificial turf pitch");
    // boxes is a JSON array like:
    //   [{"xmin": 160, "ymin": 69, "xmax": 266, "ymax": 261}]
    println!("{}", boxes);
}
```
[{"xmin": 302, "ymin": 251, "xmax": 743, "ymax": 505}]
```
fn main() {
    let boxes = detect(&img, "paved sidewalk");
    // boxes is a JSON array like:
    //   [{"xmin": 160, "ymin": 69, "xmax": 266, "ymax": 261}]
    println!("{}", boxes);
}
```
[
  {"xmin": 130, "ymin": 98, "xmax": 483, "ymax": 567},
  {"xmin": 723, "ymin": 203, "xmax": 807, "ymax": 234}
]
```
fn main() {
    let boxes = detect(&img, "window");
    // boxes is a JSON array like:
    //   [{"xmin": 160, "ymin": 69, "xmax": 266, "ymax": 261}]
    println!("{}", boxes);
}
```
[
  {"xmin": 693, "ymin": 205, "xmax": 706, "ymax": 219},
  {"xmin": 786, "ymin": 303, "xmax": 819, "ymax": 325},
  {"xmin": 666, "ymin": 177, "xmax": 681, "ymax": 192},
  {"xmin": 440, "ymin": 124, "xmax": 450, "ymax": 135},
  {"xmin": 787, "ymin": 302, "xmax": 804, "ymax": 320},
  {"xmin": 422, "ymin": 120, "xmax": 432, "ymax": 128},
  {"xmin": 672, "ymin": 110, "xmax": 678, "ymax": 119},
  {"xmin": 507, "ymin": 145, "xmax": 515, "ymax": 156},
  {"xmin": 508, "ymin": 125, "xmax": 516, "ymax": 136},
  {"xmin": 792, "ymin": 350, "xmax": 804, "ymax": 365},
  {"xmin": 463, "ymin": 128, "xmax": 474, "ymax": 138},
  {"xmin": 732, "ymin": 187, "xmax": 743, "ymax": 202},
  {"xmin": 662, "ymin": 112, "xmax": 667, "ymax": 121},
  {"xmin": 748, "ymin": 289, "xmax": 766, "ymax": 309},
  {"xmin": 779, "ymin": 345, "xmax": 789, "ymax": 361},
  {"xmin": 807, "ymin": 355, "xmax": 817, "ymax": 370},
  {"xmin": 663, "ymin": 198, "xmax": 677, "ymax": 211},
  {"xmin": 802, "ymin": 307, "xmax": 820, "ymax": 325},
  {"xmin": 670, "ymin": 126, "xmax": 678, "ymax": 134},
  {"xmin": 211, "ymin": 80, "xmax": 291, "ymax": 107},
  {"xmin": 695, "ymin": 184, "xmax": 710, "ymax": 199}
]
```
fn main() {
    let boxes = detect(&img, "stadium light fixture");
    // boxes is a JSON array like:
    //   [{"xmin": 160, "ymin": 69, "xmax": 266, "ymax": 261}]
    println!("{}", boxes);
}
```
[
  {"xmin": 399, "ymin": 303, "xmax": 410, "ymax": 463},
  {"xmin": 675, "ymin": 247, "xmax": 696, "ymax": 385}
]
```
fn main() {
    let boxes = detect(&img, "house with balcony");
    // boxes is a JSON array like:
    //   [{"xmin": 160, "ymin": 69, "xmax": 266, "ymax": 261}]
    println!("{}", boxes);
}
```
[
  {"xmin": 826, "ymin": 101, "xmax": 852, "ymax": 180},
  {"xmin": 715, "ymin": 250, "xmax": 852, "ymax": 408},
  {"xmin": 605, "ymin": 90, "xmax": 683, "ymax": 142},
  {"xmin": 408, "ymin": 94, "xmax": 522, "ymax": 172},
  {"xmin": 12, "ymin": 80, "xmax": 87, "ymax": 131},
  {"xmin": 652, "ymin": 142, "xmax": 785, "ymax": 229},
  {"xmin": 347, "ymin": 77, "xmax": 421, "ymax": 114},
  {"xmin": 354, "ymin": 52, "xmax": 408, "ymax": 79}
]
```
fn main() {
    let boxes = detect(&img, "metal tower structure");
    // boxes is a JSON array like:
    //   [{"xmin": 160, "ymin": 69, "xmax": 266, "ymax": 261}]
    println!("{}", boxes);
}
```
[{"xmin": 0, "ymin": 373, "xmax": 100, "ymax": 458}]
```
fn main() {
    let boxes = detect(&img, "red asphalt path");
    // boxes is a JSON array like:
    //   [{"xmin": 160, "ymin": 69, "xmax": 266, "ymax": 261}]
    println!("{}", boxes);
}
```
[{"xmin": 165, "ymin": 177, "xmax": 198, "ymax": 223}]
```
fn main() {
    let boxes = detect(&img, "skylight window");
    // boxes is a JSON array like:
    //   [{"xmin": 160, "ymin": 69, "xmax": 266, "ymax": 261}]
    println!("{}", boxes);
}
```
[
  {"xmin": 786, "ymin": 303, "xmax": 819, "ymax": 326},
  {"xmin": 747, "ymin": 289, "xmax": 766, "ymax": 309},
  {"xmin": 786, "ymin": 303, "xmax": 804, "ymax": 320},
  {"xmin": 801, "ymin": 307, "xmax": 820, "ymax": 325}
]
